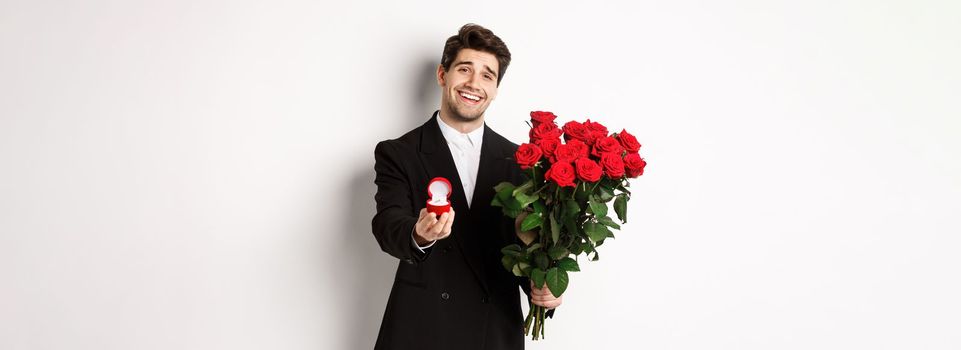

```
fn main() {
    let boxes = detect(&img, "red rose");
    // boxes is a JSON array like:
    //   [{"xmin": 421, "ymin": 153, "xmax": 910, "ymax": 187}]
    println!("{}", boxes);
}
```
[
  {"xmin": 545, "ymin": 162, "xmax": 576, "ymax": 187},
  {"xmin": 574, "ymin": 158, "xmax": 602, "ymax": 182},
  {"xmin": 515, "ymin": 143, "xmax": 543, "ymax": 170},
  {"xmin": 551, "ymin": 142, "xmax": 580, "ymax": 164},
  {"xmin": 623, "ymin": 152, "xmax": 646, "ymax": 178},
  {"xmin": 529, "ymin": 122, "xmax": 562, "ymax": 143},
  {"xmin": 562, "ymin": 121, "xmax": 592, "ymax": 143},
  {"xmin": 600, "ymin": 152, "xmax": 625, "ymax": 178},
  {"xmin": 591, "ymin": 136, "xmax": 625, "ymax": 158},
  {"xmin": 584, "ymin": 119, "xmax": 608, "ymax": 136},
  {"xmin": 535, "ymin": 138, "xmax": 560, "ymax": 160},
  {"xmin": 566, "ymin": 139, "xmax": 590, "ymax": 159},
  {"xmin": 617, "ymin": 129, "xmax": 641, "ymax": 153},
  {"xmin": 530, "ymin": 111, "xmax": 557, "ymax": 127}
]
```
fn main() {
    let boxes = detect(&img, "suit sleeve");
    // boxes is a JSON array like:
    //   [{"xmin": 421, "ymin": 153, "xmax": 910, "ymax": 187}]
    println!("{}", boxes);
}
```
[{"xmin": 371, "ymin": 141, "xmax": 432, "ymax": 263}]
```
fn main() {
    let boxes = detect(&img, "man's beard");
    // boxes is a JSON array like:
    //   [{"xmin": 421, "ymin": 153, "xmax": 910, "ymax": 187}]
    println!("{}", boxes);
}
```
[{"xmin": 445, "ymin": 97, "xmax": 485, "ymax": 122}]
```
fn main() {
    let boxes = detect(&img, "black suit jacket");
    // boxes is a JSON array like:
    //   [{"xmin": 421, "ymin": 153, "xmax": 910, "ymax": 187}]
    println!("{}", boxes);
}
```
[{"xmin": 372, "ymin": 111, "xmax": 531, "ymax": 349}]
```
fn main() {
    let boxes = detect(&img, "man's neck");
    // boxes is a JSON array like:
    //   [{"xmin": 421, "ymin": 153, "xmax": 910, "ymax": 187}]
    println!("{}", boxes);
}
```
[{"xmin": 438, "ymin": 108, "xmax": 484, "ymax": 134}]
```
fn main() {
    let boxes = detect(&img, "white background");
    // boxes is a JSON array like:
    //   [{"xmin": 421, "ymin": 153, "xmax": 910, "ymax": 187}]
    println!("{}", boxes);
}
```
[{"xmin": 2, "ymin": 1, "xmax": 960, "ymax": 349}]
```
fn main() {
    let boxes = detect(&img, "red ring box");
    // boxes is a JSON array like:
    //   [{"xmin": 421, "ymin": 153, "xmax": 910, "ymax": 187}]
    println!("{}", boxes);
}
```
[{"xmin": 426, "ymin": 177, "xmax": 452, "ymax": 217}]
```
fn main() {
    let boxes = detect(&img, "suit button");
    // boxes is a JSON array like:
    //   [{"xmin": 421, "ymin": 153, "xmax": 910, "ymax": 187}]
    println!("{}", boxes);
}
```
[
  {"xmin": 481, "ymin": 296, "xmax": 490, "ymax": 304},
  {"xmin": 404, "ymin": 259, "xmax": 414, "ymax": 265},
  {"xmin": 441, "ymin": 292, "xmax": 450, "ymax": 300}
]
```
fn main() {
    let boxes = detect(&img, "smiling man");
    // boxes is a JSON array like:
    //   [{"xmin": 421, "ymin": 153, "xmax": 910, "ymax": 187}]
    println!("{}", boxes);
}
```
[{"xmin": 371, "ymin": 24, "xmax": 562, "ymax": 349}]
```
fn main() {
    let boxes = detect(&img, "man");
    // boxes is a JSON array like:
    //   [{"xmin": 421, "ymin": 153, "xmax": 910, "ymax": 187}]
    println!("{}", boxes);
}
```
[{"xmin": 371, "ymin": 24, "xmax": 562, "ymax": 349}]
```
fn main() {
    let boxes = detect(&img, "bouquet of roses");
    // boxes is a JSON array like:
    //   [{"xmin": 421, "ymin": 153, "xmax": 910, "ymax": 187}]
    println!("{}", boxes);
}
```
[{"xmin": 491, "ymin": 111, "xmax": 647, "ymax": 340}]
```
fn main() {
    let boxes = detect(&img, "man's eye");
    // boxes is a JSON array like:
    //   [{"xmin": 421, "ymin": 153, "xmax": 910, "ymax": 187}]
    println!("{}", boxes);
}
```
[
  {"xmin": 484, "ymin": 74, "xmax": 493, "ymax": 80},
  {"xmin": 459, "ymin": 68, "xmax": 469, "ymax": 73}
]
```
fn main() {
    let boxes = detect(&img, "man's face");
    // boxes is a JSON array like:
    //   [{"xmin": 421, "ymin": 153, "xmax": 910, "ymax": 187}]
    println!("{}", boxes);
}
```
[{"xmin": 437, "ymin": 48, "xmax": 499, "ymax": 122}]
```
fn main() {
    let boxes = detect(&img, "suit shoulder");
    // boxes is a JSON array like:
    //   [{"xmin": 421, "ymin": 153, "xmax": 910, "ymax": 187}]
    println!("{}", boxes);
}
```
[
  {"xmin": 375, "ymin": 126, "xmax": 421, "ymax": 156},
  {"xmin": 485, "ymin": 126, "xmax": 520, "ymax": 153}
]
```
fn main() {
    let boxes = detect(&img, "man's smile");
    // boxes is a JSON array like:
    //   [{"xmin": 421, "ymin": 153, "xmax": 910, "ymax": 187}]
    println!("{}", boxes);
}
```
[{"xmin": 457, "ymin": 90, "xmax": 483, "ymax": 105}]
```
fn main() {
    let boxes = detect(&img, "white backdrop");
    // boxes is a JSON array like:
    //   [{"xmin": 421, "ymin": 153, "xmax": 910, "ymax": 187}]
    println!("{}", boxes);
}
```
[{"xmin": 2, "ymin": 1, "xmax": 960, "ymax": 349}]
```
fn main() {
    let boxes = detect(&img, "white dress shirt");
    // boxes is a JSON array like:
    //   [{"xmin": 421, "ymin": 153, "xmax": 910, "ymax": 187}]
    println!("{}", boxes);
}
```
[{"xmin": 412, "ymin": 113, "xmax": 485, "ymax": 252}]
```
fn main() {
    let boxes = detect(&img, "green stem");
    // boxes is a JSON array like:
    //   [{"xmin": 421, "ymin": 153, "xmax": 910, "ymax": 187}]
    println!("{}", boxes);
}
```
[
  {"xmin": 524, "ymin": 305, "xmax": 534, "ymax": 335},
  {"xmin": 539, "ymin": 306, "xmax": 546, "ymax": 339},
  {"xmin": 535, "ymin": 306, "xmax": 541, "ymax": 340}
]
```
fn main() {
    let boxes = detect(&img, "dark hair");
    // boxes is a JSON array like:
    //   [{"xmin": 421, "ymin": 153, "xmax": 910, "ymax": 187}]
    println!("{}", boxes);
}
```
[{"xmin": 440, "ymin": 24, "xmax": 511, "ymax": 86}]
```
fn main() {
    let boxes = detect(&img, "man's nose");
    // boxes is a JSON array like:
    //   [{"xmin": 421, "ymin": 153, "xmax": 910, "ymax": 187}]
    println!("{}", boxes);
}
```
[{"xmin": 464, "ymin": 72, "xmax": 479, "ymax": 88}]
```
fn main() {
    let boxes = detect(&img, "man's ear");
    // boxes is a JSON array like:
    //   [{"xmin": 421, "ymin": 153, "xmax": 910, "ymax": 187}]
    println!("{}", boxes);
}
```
[{"xmin": 436, "ymin": 64, "xmax": 446, "ymax": 86}]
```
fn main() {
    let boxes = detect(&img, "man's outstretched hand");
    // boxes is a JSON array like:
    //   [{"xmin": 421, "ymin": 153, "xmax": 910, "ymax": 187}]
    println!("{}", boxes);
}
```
[
  {"xmin": 414, "ymin": 208, "xmax": 455, "ymax": 246},
  {"xmin": 530, "ymin": 280, "xmax": 563, "ymax": 309}
]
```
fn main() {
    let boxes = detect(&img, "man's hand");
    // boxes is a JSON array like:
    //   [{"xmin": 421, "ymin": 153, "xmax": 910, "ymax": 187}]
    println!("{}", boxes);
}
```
[
  {"xmin": 530, "ymin": 280, "xmax": 563, "ymax": 309},
  {"xmin": 414, "ymin": 208, "xmax": 455, "ymax": 246}
]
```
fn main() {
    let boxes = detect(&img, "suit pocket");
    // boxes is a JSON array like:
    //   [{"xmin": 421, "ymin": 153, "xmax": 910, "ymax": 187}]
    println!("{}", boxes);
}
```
[{"xmin": 394, "ymin": 262, "xmax": 425, "ymax": 288}]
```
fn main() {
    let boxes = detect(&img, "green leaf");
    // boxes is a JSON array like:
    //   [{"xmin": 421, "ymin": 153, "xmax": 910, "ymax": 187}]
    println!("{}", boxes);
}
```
[
  {"xmin": 570, "ymin": 241, "xmax": 584, "ymax": 255},
  {"xmin": 494, "ymin": 182, "xmax": 516, "ymax": 193},
  {"xmin": 520, "ymin": 211, "xmax": 544, "ymax": 232},
  {"xmin": 530, "ymin": 268, "xmax": 547, "ymax": 289},
  {"xmin": 574, "ymin": 182, "xmax": 590, "ymax": 202},
  {"xmin": 597, "ymin": 215, "xmax": 621, "ymax": 230},
  {"xmin": 505, "ymin": 197, "xmax": 522, "ymax": 211},
  {"xmin": 515, "ymin": 191, "xmax": 539, "ymax": 208},
  {"xmin": 548, "ymin": 245, "xmax": 569, "ymax": 260},
  {"xmin": 525, "ymin": 243, "xmax": 543, "ymax": 253},
  {"xmin": 581, "ymin": 242, "xmax": 594, "ymax": 255},
  {"xmin": 512, "ymin": 262, "xmax": 530, "ymax": 277},
  {"xmin": 614, "ymin": 194, "xmax": 628, "ymax": 223},
  {"xmin": 584, "ymin": 221, "xmax": 608, "ymax": 243},
  {"xmin": 588, "ymin": 200, "xmax": 608, "ymax": 217},
  {"xmin": 557, "ymin": 257, "xmax": 580, "ymax": 272},
  {"xmin": 534, "ymin": 252, "xmax": 550, "ymax": 270},
  {"xmin": 494, "ymin": 182, "xmax": 520, "ymax": 212},
  {"xmin": 549, "ymin": 213, "xmax": 560, "ymax": 244},
  {"xmin": 512, "ymin": 181, "xmax": 533, "ymax": 196},
  {"xmin": 545, "ymin": 267, "xmax": 570, "ymax": 296},
  {"xmin": 591, "ymin": 250, "xmax": 600, "ymax": 261},
  {"xmin": 562, "ymin": 200, "xmax": 580, "ymax": 220},
  {"xmin": 598, "ymin": 184, "xmax": 615, "ymax": 202},
  {"xmin": 501, "ymin": 244, "xmax": 523, "ymax": 257},
  {"xmin": 532, "ymin": 200, "xmax": 547, "ymax": 215},
  {"xmin": 564, "ymin": 217, "xmax": 581, "ymax": 240},
  {"xmin": 501, "ymin": 255, "xmax": 514, "ymax": 272}
]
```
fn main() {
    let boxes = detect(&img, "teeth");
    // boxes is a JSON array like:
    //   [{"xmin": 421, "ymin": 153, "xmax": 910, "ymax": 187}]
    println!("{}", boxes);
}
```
[{"xmin": 459, "ymin": 92, "xmax": 481, "ymax": 101}]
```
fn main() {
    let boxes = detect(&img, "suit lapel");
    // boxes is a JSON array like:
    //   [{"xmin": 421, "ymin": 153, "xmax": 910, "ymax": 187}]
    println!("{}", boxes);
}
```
[
  {"xmin": 417, "ymin": 112, "xmax": 489, "ymax": 293},
  {"xmin": 473, "ymin": 123, "xmax": 513, "ymax": 219}
]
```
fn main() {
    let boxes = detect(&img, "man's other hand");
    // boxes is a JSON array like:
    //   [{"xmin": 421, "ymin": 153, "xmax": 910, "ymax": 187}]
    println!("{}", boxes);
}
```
[{"xmin": 530, "ymin": 280, "xmax": 563, "ymax": 309}]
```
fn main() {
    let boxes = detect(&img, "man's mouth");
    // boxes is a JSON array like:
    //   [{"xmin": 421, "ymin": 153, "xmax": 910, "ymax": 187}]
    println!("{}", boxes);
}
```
[{"xmin": 458, "ymin": 90, "xmax": 483, "ymax": 105}]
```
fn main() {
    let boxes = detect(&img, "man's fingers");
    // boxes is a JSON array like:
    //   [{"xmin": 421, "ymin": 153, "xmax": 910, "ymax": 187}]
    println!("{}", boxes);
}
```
[
  {"xmin": 530, "ymin": 283, "xmax": 555, "ymax": 297},
  {"xmin": 440, "ymin": 210, "xmax": 455, "ymax": 238},
  {"xmin": 430, "ymin": 212, "xmax": 449, "ymax": 235},
  {"xmin": 531, "ymin": 297, "xmax": 562, "ymax": 309},
  {"xmin": 531, "ymin": 293, "xmax": 563, "ymax": 309},
  {"xmin": 416, "ymin": 209, "xmax": 455, "ymax": 241},
  {"xmin": 416, "ymin": 209, "xmax": 439, "ymax": 240},
  {"xmin": 531, "ymin": 289, "xmax": 555, "ymax": 299}
]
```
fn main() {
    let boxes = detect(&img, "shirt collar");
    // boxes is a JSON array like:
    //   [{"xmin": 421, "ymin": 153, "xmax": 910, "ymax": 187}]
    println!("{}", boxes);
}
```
[{"xmin": 436, "ymin": 112, "xmax": 484, "ymax": 148}]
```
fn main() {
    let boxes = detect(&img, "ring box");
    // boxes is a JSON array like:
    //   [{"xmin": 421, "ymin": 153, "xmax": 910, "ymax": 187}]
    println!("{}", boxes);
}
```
[{"xmin": 426, "ymin": 177, "xmax": 452, "ymax": 217}]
